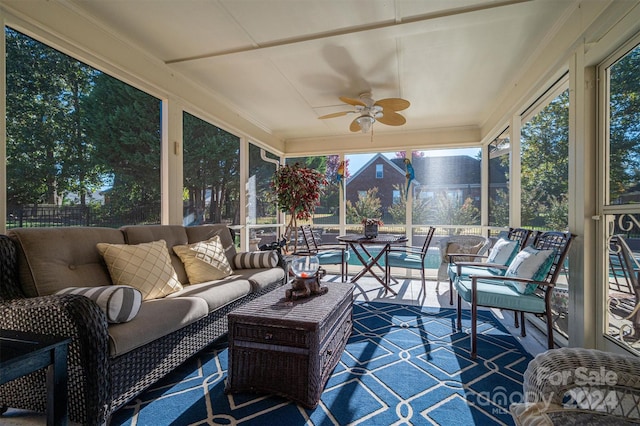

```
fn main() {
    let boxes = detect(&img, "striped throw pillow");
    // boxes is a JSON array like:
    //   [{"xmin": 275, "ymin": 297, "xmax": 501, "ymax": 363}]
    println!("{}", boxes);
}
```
[
  {"xmin": 56, "ymin": 285, "xmax": 142, "ymax": 323},
  {"xmin": 233, "ymin": 251, "xmax": 279, "ymax": 269}
]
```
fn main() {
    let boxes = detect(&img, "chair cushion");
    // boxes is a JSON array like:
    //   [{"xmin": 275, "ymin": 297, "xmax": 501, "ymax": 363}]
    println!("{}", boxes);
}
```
[
  {"xmin": 173, "ymin": 236, "xmax": 233, "ymax": 284},
  {"xmin": 316, "ymin": 250, "xmax": 347, "ymax": 265},
  {"xmin": 233, "ymin": 251, "xmax": 278, "ymax": 269},
  {"xmin": 487, "ymin": 238, "xmax": 519, "ymax": 273},
  {"xmin": 97, "ymin": 240, "xmax": 183, "ymax": 300},
  {"xmin": 56, "ymin": 285, "xmax": 142, "ymax": 323},
  {"xmin": 454, "ymin": 278, "xmax": 546, "ymax": 313},
  {"xmin": 504, "ymin": 246, "xmax": 556, "ymax": 294},
  {"xmin": 387, "ymin": 252, "xmax": 425, "ymax": 269}
]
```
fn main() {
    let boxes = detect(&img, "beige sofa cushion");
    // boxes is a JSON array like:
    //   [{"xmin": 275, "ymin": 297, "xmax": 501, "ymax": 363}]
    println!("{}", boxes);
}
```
[
  {"xmin": 97, "ymin": 240, "xmax": 183, "ymax": 300},
  {"xmin": 107, "ymin": 296, "xmax": 208, "ymax": 356},
  {"xmin": 166, "ymin": 276, "xmax": 252, "ymax": 312},
  {"xmin": 172, "ymin": 236, "xmax": 233, "ymax": 284},
  {"xmin": 235, "ymin": 267, "xmax": 287, "ymax": 291},
  {"xmin": 8, "ymin": 227, "xmax": 125, "ymax": 297}
]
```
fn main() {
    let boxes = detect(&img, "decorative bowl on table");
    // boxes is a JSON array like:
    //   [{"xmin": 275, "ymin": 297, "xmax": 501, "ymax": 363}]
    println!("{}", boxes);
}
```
[
  {"xmin": 290, "ymin": 255, "xmax": 320, "ymax": 278},
  {"xmin": 287, "ymin": 255, "xmax": 327, "ymax": 300}
]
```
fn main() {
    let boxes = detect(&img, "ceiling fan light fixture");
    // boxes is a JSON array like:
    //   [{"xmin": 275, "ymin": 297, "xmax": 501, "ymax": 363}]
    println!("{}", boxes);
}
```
[{"xmin": 356, "ymin": 115, "xmax": 375, "ymax": 133}]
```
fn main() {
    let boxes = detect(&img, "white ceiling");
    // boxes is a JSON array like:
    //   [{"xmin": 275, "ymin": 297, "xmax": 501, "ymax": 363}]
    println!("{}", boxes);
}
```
[{"xmin": 68, "ymin": 0, "xmax": 575, "ymax": 142}]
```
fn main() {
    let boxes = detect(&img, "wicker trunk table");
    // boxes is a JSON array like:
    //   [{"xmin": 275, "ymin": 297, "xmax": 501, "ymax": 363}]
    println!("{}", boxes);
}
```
[{"xmin": 225, "ymin": 282, "xmax": 354, "ymax": 408}]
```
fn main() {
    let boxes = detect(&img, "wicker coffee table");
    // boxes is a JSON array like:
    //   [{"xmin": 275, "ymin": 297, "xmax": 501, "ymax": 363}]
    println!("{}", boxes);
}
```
[{"xmin": 225, "ymin": 282, "xmax": 354, "ymax": 408}]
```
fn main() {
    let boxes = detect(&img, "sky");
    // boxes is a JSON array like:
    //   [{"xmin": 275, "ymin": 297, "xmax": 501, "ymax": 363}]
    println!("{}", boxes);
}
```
[{"xmin": 345, "ymin": 148, "xmax": 480, "ymax": 173}]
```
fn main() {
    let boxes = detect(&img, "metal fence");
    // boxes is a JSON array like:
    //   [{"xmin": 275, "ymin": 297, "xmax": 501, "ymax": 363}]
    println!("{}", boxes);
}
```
[{"xmin": 6, "ymin": 204, "xmax": 161, "ymax": 229}]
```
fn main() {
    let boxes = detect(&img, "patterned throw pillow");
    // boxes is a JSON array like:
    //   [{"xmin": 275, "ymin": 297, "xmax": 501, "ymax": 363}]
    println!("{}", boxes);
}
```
[
  {"xmin": 172, "ymin": 236, "xmax": 233, "ymax": 284},
  {"xmin": 233, "ymin": 251, "xmax": 279, "ymax": 269},
  {"xmin": 56, "ymin": 285, "xmax": 142, "ymax": 323},
  {"xmin": 488, "ymin": 238, "xmax": 519, "ymax": 265},
  {"xmin": 505, "ymin": 246, "xmax": 555, "ymax": 294},
  {"xmin": 97, "ymin": 240, "xmax": 183, "ymax": 300},
  {"xmin": 487, "ymin": 238, "xmax": 519, "ymax": 274}
]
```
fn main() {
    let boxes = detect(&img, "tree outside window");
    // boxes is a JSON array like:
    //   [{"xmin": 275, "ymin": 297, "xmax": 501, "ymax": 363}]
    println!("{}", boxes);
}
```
[
  {"xmin": 5, "ymin": 27, "xmax": 161, "ymax": 228},
  {"xmin": 520, "ymin": 89, "xmax": 569, "ymax": 230}
]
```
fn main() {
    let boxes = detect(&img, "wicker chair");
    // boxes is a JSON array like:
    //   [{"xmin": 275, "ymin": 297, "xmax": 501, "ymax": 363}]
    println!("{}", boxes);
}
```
[
  {"xmin": 437, "ymin": 234, "xmax": 491, "ymax": 300},
  {"xmin": 446, "ymin": 228, "xmax": 532, "ymax": 306},
  {"xmin": 511, "ymin": 347, "xmax": 640, "ymax": 425}
]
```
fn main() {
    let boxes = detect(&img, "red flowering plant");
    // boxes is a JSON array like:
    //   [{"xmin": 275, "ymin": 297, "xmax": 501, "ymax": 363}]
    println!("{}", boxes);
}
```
[
  {"xmin": 270, "ymin": 163, "xmax": 328, "ymax": 253},
  {"xmin": 361, "ymin": 218, "xmax": 384, "ymax": 226}
]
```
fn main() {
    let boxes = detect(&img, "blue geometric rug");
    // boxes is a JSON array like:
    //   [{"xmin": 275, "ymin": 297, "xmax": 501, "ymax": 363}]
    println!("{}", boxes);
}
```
[{"xmin": 110, "ymin": 302, "xmax": 533, "ymax": 425}]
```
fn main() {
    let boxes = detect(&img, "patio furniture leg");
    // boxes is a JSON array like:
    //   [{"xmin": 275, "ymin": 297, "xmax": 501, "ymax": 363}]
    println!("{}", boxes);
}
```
[
  {"xmin": 546, "ymin": 309, "xmax": 555, "ymax": 349},
  {"xmin": 456, "ymin": 294, "xmax": 462, "ymax": 330},
  {"xmin": 520, "ymin": 312, "xmax": 527, "ymax": 337},
  {"xmin": 514, "ymin": 310, "xmax": 519, "ymax": 328},
  {"xmin": 449, "ymin": 277, "xmax": 454, "ymax": 305},
  {"xmin": 471, "ymin": 284, "xmax": 478, "ymax": 359},
  {"xmin": 385, "ymin": 255, "xmax": 390, "ymax": 287}
]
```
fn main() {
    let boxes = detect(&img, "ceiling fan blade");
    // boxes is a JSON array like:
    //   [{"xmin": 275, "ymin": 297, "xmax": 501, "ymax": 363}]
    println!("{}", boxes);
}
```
[
  {"xmin": 378, "ymin": 110, "xmax": 406, "ymax": 126},
  {"xmin": 318, "ymin": 111, "xmax": 352, "ymax": 119},
  {"xmin": 349, "ymin": 118, "xmax": 362, "ymax": 132},
  {"xmin": 374, "ymin": 98, "xmax": 410, "ymax": 111},
  {"xmin": 340, "ymin": 96, "xmax": 366, "ymax": 107}
]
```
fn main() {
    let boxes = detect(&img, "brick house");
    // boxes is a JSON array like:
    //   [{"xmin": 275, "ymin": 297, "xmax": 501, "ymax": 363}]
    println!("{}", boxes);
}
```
[
  {"xmin": 346, "ymin": 154, "xmax": 507, "ymax": 216},
  {"xmin": 346, "ymin": 154, "xmax": 417, "ymax": 213}
]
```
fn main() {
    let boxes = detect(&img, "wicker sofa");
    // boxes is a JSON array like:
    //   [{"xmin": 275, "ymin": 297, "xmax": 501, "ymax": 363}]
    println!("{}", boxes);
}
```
[{"xmin": 0, "ymin": 224, "xmax": 286, "ymax": 425}]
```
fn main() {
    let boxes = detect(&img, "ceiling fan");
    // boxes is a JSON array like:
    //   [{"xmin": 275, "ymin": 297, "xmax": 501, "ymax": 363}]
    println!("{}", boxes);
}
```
[{"xmin": 318, "ymin": 93, "xmax": 410, "ymax": 133}]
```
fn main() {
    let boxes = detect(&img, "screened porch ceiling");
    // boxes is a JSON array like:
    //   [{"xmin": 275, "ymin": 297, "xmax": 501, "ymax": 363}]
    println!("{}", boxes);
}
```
[{"xmin": 59, "ymin": 0, "xmax": 576, "ymax": 146}]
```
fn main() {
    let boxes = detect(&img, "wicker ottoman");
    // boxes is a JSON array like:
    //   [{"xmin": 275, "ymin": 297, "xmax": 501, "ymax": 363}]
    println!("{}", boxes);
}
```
[{"xmin": 225, "ymin": 282, "xmax": 354, "ymax": 408}]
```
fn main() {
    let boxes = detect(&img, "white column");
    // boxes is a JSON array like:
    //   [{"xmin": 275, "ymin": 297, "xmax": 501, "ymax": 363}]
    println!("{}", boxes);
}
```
[{"xmin": 161, "ymin": 98, "xmax": 183, "ymax": 225}]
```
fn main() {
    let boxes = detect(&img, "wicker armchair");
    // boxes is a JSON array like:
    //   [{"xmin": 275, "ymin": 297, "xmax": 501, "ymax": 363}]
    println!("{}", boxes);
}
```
[
  {"xmin": 446, "ymin": 228, "xmax": 532, "ymax": 306},
  {"xmin": 436, "ymin": 234, "xmax": 491, "ymax": 282},
  {"xmin": 511, "ymin": 347, "xmax": 640, "ymax": 425}
]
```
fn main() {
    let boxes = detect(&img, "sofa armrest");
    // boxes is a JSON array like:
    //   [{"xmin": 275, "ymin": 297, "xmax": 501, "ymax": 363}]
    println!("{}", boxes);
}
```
[
  {"xmin": 522, "ymin": 347, "xmax": 640, "ymax": 415},
  {"xmin": 0, "ymin": 294, "xmax": 111, "ymax": 424}
]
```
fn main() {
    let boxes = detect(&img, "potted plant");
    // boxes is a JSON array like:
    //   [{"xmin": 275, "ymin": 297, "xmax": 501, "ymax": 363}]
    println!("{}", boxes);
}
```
[
  {"xmin": 362, "ymin": 218, "xmax": 383, "ymax": 238},
  {"xmin": 270, "ymin": 163, "xmax": 327, "ymax": 253}
]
